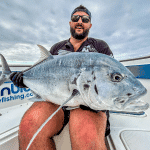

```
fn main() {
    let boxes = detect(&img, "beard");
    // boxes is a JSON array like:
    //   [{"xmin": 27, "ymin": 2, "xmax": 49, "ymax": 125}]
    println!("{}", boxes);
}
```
[{"xmin": 70, "ymin": 26, "xmax": 90, "ymax": 40}]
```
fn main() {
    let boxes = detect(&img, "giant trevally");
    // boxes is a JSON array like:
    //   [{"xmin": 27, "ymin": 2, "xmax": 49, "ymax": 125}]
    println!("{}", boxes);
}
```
[
  {"xmin": 0, "ymin": 45, "xmax": 149, "ymax": 150},
  {"xmin": 0, "ymin": 45, "xmax": 148, "ymax": 112}
]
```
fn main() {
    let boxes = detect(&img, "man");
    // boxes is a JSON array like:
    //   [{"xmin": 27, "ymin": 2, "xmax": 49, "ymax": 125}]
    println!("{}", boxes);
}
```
[{"xmin": 10, "ymin": 5, "xmax": 113, "ymax": 150}]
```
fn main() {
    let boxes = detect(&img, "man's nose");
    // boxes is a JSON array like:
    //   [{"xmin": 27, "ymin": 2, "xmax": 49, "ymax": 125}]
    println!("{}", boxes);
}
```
[{"xmin": 78, "ymin": 17, "xmax": 82, "ymax": 23}]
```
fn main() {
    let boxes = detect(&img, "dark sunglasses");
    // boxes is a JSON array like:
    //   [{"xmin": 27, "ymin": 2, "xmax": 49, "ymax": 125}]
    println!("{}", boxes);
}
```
[{"xmin": 71, "ymin": 15, "xmax": 90, "ymax": 23}]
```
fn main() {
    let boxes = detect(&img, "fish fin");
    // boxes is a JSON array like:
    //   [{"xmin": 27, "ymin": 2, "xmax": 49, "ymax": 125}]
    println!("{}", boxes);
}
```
[
  {"xmin": 26, "ymin": 89, "xmax": 79, "ymax": 150},
  {"xmin": 32, "ymin": 45, "xmax": 54, "ymax": 66},
  {"xmin": 37, "ymin": 45, "xmax": 53, "ymax": 59},
  {"xmin": 65, "ymin": 106, "xmax": 80, "ymax": 110},
  {"xmin": 28, "ymin": 90, "xmax": 43, "ymax": 102},
  {"xmin": 30, "ymin": 90, "xmax": 41, "ymax": 99},
  {"xmin": 58, "ymin": 50, "xmax": 73, "ymax": 55},
  {"xmin": 0, "ymin": 54, "xmax": 12, "ymax": 85}
]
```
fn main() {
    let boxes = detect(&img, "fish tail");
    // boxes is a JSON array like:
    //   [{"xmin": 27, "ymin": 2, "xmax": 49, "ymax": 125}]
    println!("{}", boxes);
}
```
[{"xmin": 0, "ymin": 54, "xmax": 12, "ymax": 85}]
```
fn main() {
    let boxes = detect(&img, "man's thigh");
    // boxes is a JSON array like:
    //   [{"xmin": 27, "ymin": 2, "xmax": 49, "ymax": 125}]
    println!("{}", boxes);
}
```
[
  {"xmin": 19, "ymin": 101, "xmax": 65, "ymax": 140},
  {"xmin": 69, "ymin": 108, "xmax": 107, "ymax": 149}
]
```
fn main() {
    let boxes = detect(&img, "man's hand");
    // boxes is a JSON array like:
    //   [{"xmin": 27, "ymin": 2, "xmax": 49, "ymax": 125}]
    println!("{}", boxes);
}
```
[{"xmin": 9, "ymin": 72, "xmax": 28, "ymax": 88}]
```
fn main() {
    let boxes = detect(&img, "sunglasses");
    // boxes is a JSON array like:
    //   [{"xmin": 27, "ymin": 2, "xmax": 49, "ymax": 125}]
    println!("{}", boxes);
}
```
[{"xmin": 71, "ymin": 15, "xmax": 90, "ymax": 23}]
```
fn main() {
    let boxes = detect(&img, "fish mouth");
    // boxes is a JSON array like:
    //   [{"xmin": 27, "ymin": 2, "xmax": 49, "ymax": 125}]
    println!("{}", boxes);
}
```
[
  {"xmin": 114, "ymin": 89, "xmax": 149, "ymax": 112},
  {"xmin": 124, "ymin": 98, "xmax": 149, "ymax": 111}
]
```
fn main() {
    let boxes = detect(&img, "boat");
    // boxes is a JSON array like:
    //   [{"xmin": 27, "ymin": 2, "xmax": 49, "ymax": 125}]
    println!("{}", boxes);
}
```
[{"xmin": 0, "ymin": 55, "xmax": 150, "ymax": 150}]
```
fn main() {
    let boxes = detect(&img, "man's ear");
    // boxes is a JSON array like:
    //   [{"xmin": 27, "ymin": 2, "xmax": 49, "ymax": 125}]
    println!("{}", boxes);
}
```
[
  {"xmin": 69, "ymin": 21, "xmax": 71, "ymax": 26},
  {"xmin": 89, "ymin": 23, "xmax": 92, "ymax": 29}
]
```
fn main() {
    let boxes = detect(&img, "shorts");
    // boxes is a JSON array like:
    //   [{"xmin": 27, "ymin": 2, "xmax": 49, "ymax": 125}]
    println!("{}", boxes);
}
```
[{"xmin": 56, "ymin": 105, "xmax": 110, "ymax": 137}]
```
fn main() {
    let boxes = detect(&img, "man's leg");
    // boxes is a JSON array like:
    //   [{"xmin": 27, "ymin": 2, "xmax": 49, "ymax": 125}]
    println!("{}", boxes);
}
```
[
  {"xmin": 18, "ymin": 101, "xmax": 65, "ymax": 150},
  {"xmin": 69, "ymin": 108, "xmax": 107, "ymax": 150}
]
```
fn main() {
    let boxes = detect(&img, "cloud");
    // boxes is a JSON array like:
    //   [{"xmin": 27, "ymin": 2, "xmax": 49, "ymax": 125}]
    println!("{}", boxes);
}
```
[{"xmin": 0, "ymin": 0, "xmax": 150, "ymax": 62}]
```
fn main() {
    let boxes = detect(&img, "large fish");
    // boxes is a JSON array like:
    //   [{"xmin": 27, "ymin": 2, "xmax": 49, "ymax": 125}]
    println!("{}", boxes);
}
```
[
  {"xmin": 0, "ymin": 45, "xmax": 149, "ymax": 112},
  {"xmin": 0, "ymin": 45, "xmax": 149, "ymax": 150}
]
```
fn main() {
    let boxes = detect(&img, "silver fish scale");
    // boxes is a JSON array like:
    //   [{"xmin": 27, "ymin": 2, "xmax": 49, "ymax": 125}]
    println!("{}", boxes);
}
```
[{"xmin": 22, "ymin": 53, "xmax": 112, "ymax": 106}]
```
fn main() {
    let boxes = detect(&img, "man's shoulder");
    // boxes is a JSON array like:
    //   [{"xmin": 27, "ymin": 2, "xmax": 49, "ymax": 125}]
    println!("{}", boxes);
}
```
[
  {"xmin": 50, "ymin": 39, "xmax": 68, "ymax": 54},
  {"xmin": 88, "ymin": 37, "xmax": 113, "ymax": 56}
]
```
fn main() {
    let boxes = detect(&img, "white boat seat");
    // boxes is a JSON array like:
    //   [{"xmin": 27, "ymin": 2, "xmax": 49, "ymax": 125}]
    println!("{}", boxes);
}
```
[{"xmin": 120, "ymin": 130, "xmax": 150, "ymax": 150}]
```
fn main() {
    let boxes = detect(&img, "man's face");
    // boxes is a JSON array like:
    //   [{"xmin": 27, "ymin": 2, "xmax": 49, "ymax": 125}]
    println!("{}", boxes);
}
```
[{"xmin": 69, "ymin": 11, "xmax": 92, "ymax": 40}]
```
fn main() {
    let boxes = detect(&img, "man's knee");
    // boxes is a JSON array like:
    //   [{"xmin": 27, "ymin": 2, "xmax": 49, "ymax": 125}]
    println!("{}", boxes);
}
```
[
  {"xmin": 69, "ymin": 108, "xmax": 107, "ymax": 138},
  {"xmin": 19, "ymin": 102, "xmax": 64, "ymax": 139}
]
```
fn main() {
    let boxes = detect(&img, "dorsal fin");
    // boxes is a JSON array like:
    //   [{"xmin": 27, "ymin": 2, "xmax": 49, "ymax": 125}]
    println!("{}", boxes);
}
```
[
  {"xmin": 22, "ymin": 45, "xmax": 54, "ymax": 73},
  {"xmin": 37, "ymin": 45, "xmax": 53, "ymax": 60},
  {"xmin": 58, "ymin": 50, "xmax": 73, "ymax": 55},
  {"xmin": 32, "ymin": 45, "xmax": 53, "ymax": 66}
]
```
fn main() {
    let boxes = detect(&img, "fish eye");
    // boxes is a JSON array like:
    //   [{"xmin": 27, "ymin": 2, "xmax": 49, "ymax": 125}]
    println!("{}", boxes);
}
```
[{"xmin": 111, "ymin": 73, "xmax": 123, "ymax": 82}]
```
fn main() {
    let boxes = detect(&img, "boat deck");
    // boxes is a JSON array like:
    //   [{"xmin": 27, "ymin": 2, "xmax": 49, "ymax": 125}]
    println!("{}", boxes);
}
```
[{"xmin": 1, "ymin": 102, "xmax": 150, "ymax": 150}]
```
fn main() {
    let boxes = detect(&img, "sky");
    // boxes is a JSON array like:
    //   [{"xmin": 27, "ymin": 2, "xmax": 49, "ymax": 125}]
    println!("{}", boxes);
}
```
[{"xmin": 0, "ymin": 0, "xmax": 150, "ymax": 64}]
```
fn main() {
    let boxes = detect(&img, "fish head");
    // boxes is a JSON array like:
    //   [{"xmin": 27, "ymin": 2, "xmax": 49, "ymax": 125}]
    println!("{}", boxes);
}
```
[{"xmin": 77, "ymin": 60, "xmax": 149, "ymax": 112}]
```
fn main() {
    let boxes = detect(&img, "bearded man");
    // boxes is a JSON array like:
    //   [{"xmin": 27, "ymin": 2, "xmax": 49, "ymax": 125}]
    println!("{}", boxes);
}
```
[{"xmin": 10, "ymin": 5, "xmax": 113, "ymax": 150}]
